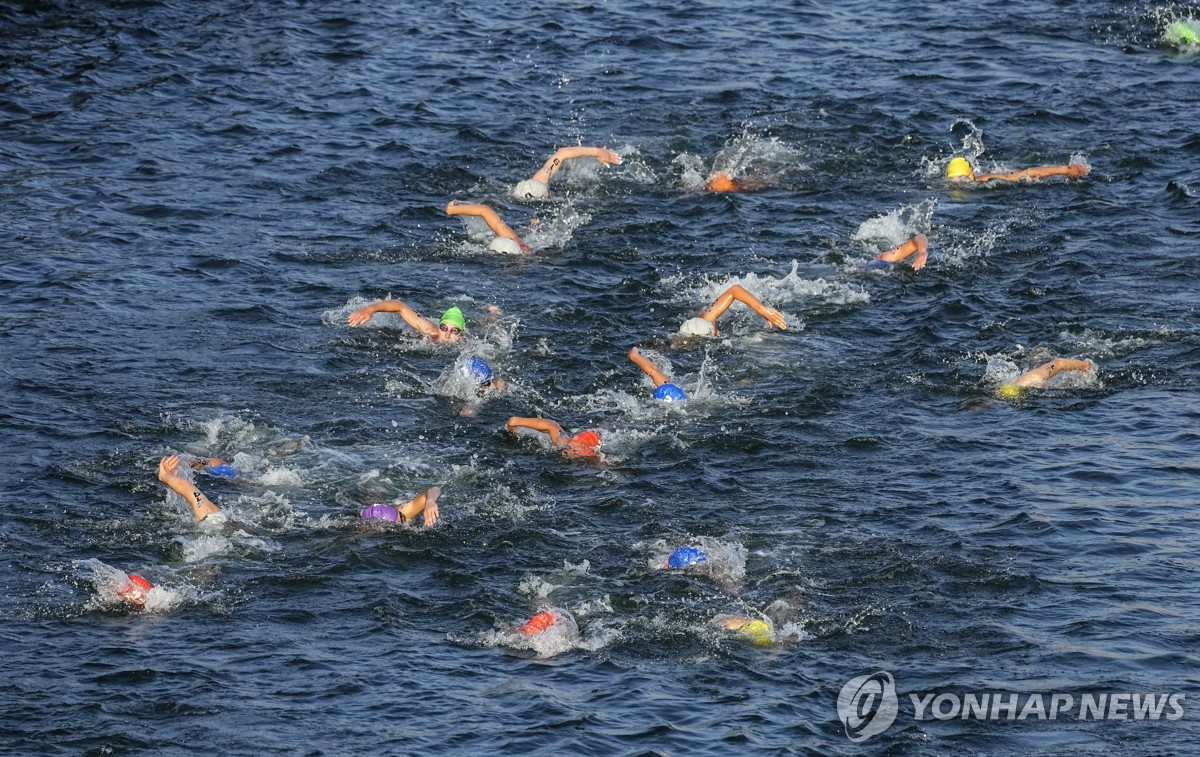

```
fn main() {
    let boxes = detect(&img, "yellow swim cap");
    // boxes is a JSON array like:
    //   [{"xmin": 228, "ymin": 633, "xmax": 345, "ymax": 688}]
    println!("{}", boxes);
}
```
[
  {"xmin": 737, "ymin": 619, "xmax": 773, "ymax": 646},
  {"xmin": 997, "ymin": 383, "xmax": 1022, "ymax": 399},
  {"xmin": 946, "ymin": 157, "xmax": 974, "ymax": 180}
]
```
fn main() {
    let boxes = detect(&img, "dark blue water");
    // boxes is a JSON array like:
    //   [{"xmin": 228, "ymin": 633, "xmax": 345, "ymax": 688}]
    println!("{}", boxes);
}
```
[{"xmin": 3, "ymin": 0, "xmax": 1199, "ymax": 753}]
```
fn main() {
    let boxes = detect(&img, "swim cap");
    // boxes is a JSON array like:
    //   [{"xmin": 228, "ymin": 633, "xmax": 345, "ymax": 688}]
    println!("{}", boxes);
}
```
[
  {"xmin": 522, "ymin": 610, "xmax": 557, "ymax": 635},
  {"xmin": 464, "ymin": 357, "xmax": 493, "ymax": 384},
  {"xmin": 737, "ymin": 619, "xmax": 772, "ymax": 646},
  {"xmin": 708, "ymin": 172, "xmax": 736, "ymax": 192},
  {"xmin": 118, "ymin": 573, "xmax": 153, "ymax": 606},
  {"xmin": 489, "ymin": 237, "xmax": 524, "ymax": 255},
  {"xmin": 653, "ymin": 383, "xmax": 688, "ymax": 402},
  {"xmin": 361, "ymin": 504, "xmax": 400, "ymax": 521},
  {"xmin": 1168, "ymin": 21, "xmax": 1200, "ymax": 44},
  {"xmin": 206, "ymin": 464, "xmax": 237, "ymax": 478},
  {"xmin": 679, "ymin": 317, "xmax": 716, "ymax": 337},
  {"xmin": 570, "ymin": 430, "xmax": 601, "ymax": 449},
  {"xmin": 668, "ymin": 546, "xmax": 707, "ymax": 569},
  {"xmin": 997, "ymin": 383, "xmax": 1022, "ymax": 399},
  {"xmin": 439, "ymin": 307, "xmax": 466, "ymax": 331},
  {"xmin": 513, "ymin": 178, "xmax": 549, "ymax": 200},
  {"xmin": 946, "ymin": 157, "xmax": 974, "ymax": 180}
]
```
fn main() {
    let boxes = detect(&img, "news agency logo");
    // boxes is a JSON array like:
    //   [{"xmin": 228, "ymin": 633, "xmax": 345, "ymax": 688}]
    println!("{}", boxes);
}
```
[
  {"xmin": 837, "ymin": 671, "xmax": 899, "ymax": 743},
  {"xmin": 836, "ymin": 671, "xmax": 1186, "ymax": 743}
]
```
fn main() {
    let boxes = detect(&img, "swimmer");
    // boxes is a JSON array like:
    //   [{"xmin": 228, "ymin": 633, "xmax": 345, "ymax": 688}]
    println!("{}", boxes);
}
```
[
  {"xmin": 513, "ymin": 146, "xmax": 622, "ymax": 200},
  {"xmin": 187, "ymin": 456, "xmax": 238, "ymax": 478},
  {"xmin": 678, "ymin": 284, "xmax": 787, "ymax": 338},
  {"xmin": 871, "ymin": 234, "xmax": 928, "ymax": 271},
  {"xmin": 348, "ymin": 299, "xmax": 468, "ymax": 343},
  {"xmin": 505, "ymin": 416, "xmax": 602, "ymax": 459},
  {"xmin": 1166, "ymin": 20, "xmax": 1199, "ymax": 45},
  {"xmin": 463, "ymin": 357, "xmax": 506, "ymax": 394},
  {"xmin": 997, "ymin": 357, "xmax": 1095, "ymax": 398},
  {"xmin": 361, "ymin": 486, "xmax": 441, "ymax": 527},
  {"xmin": 520, "ymin": 610, "xmax": 559, "ymax": 635},
  {"xmin": 628, "ymin": 347, "xmax": 687, "ymax": 402},
  {"xmin": 720, "ymin": 616, "xmax": 773, "ymax": 646},
  {"xmin": 705, "ymin": 170, "xmax": 776, "ymax": 193},
  {"xmin": 664, "ymin": 546, "xmax": 706, "ymax": 569},
  {"xmin": 946, "ymin": 156, "xmax": 1089, "ymax": 183},
  {"xmin": 157, "ymin": 455, "xmax": 223, "ymax": 523},
  {"xmin": 445, "ymin": 200, "xmax": 530, "ymax": 254},
  {"xmin": 117, "ymin": 573, "xmax": 154, "ymax": 609}
]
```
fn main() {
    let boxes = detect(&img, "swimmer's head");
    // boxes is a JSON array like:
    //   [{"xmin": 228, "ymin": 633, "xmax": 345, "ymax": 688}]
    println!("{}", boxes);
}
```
[
  {"xmin": 707, "ymin": 172, "xmax": 736, "ymax": 192},
  {"xmin": 361, "ymin": 504, "xmax": 400, "ymax": 521},
  {"xmin": 737, "ymin": 619, "xmax": 773, "ymax": 646},
  {"xmin": 205, "ymin": 464, "xmax": 238, "ymax": 478},
  {"xmin": 564, "ymin": 430, "xmax": 602, "ymax": 459},
  {"xmin": 996, "ymin": 383, "xmax": 1023, "ymax": 400},
  {"xmin": 653, "ymin": 383, "xmax": 688, "ymax": 402},
  {"xmin": 521, "ymin": 610, "xmax": 557, "ymax": 635},
  {"xmin": 437, "ymin": 307, "xmax": 466, "ymax": 342},
  {"xmin": 570, "ymin": 430, "xmax": 601, "ymax": 449},
  {"xmin": 489, "ymin": 237, "xmax": 524, "ymax": 255},
  {"xmin": 946, "ymin": 157, "xmax": 975, "ymax": 181},
  {"xmin": 1167, "ymin": 20, "xmax": 1200, "ymax": 44},
  {"xmin": 678, "ymin": 317, "xmax": 716, "ymax": 337},
  {"xmin": 513, "ymin": 178, "xmax": 549, "ymax": 201},
  {"xmin": 118, "ymin": 573, "xmax": 153, "ymax": 607},
  {"xmin": 463, "ymin": 357, "xmax": 493, "ymax": 386},
  {"xmin": 667, "ymin": 546, "xmax": 707, "ymax": 569}
]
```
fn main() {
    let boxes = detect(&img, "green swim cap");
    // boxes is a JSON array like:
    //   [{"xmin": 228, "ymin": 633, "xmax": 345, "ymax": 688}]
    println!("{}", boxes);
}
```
[
  {"xmin": 997, "ymin": 383, "xmax": 1022, "ymax": 400},
  {"xmin": 439, "ymin": 307, "xmax": 466, "ymax": 331},
  {"xmin": 1167, "ymin": 21, "xmax": 1199, "ymax": 44}
]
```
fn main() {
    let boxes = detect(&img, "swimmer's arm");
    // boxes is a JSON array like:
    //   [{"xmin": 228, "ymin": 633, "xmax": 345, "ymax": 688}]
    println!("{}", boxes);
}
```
[
  {"xmin": 348, "ymin": 299, "xmax": 438, "ymax": 337},
  {"xmin": 399, "ymin": 486, "xmax": 441, "ymax": 527},
  {"xmin": 975, "ymin": 164, "xmax": 1089, "ymax": 182},
  {"xmin": 532, "ymin": 146, "xmax": 622, "ymax": 184},
  {"xmin": 445, "ymin": 201, "xmax": 529, "ymax": 251},
  {"xmin": 1013, "ymin": 358, "xmax": 1094, "ymax": 388},
  {"xmin": 700, "ymin": 285, "xmax": 787, "ymax": 330},
  {"xmin": 157, "ymin": 455, "xmax": 222, "ymax": 522},
  {"xmin": 877, "ymin": 234, "xmax": 928, "ymax": 271},
  {"xmin": 506, "ymin": 417, "xmax": 565, "ymax": 445},
  {"xmin": 628, "ymin": 347, "xmax": 669, "ymax": 387}
]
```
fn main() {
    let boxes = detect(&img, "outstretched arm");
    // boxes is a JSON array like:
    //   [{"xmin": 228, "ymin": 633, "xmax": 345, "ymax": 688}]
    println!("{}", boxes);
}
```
[
  {"xmin": 628, "ymin": 347, "xmax": 670, "ymax": 387},
  {"xmin": 158, "ymin": 455, "xmax": 222, "ymax": 522},
  {"xmin": 975, "ymin": 164, "xmax": 1089, "ymax": 182},
  {"xmin": 532, "ymin": 146, "xmax": 622, "ymax": 185},
  {"xmin": 506, "ymin": 416, "xmax": 566, "ymax": 445},
  {"xmin": 1014, "ymin": 358, "xmax": 1095, "ymax": 388},
  {"xmin": 698, "ymin": 284, "xmax": 787, "ymax": 331},
  {"xmin": 347, "ymin": 299, "xmax": 438, "ymax": 337},
  {"xmin": 398, "ymin": 486, "xmax": 441, "ymax": 527},
  {"xmin": 445, "ymin": 201, "xmax": 529, "ymax": 251},
  {"xmin": 877, "ymin": 234, "xmax": 928, "ymax": 271}
]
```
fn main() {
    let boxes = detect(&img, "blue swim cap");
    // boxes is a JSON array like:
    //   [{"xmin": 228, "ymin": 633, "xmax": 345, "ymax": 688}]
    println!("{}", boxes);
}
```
[
  {"xmin": 464, "ymin": 357, "xmax": 493, "ymax": 384},
  {"xmin": 668, "ymin": 546, "xmax": 707, "ymax": 569},
  {"xmin": 653, "ymin": 383, "xmax": 687, "ymax": 402},
  {"xmin": 361, "ymin": 504, "xmax": 400, "ymax": 521},
  {"xmin": 205, "ymin": 464, "xmax": 238, "ymax": 478}
]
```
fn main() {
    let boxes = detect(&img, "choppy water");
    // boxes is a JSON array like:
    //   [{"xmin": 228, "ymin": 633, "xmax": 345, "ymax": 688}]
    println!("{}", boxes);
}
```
[{"xmin": 2, "ymin": 0, "xmax": 1199, "ymax": 754}]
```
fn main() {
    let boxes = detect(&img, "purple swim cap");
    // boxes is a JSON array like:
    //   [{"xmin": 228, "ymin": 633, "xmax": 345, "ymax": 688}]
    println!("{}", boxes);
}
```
[{"xmin": 361, "ymin": 504, "xmax": 400, "ymax": 521}]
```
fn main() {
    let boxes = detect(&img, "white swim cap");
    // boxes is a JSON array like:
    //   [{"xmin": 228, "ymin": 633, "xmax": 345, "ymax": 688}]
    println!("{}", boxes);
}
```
[
  {"xmin": 679, "ymin": 317, "xmax": 716, "ymax": 337},
  {"xmin": 513, "ymin": 179, "xmax": 548, "ymax": 200},
  {"xmin": 489, "ymin": 236, "xmax": 523, "ymax": 255}
]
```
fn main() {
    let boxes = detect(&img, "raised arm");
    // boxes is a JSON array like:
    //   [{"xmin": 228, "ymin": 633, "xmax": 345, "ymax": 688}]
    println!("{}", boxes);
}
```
[
  {"xmin": 506, "ymin": 416, "xmax": 566, "ymax": 445},
  {"xmin": 1014, "ymin": 358, "xmax": 1094, "ymax": 388},
  {"xmin": 397, "ymin": 486, "xmax": 441, "ymax": 527},
  {"xmin": 445, "ymin": 201, "xmax": 528, "ymax": 251},
  {"xmin": 975, "ymin": 164, "xmax": 1089, "ymax": 182},
  {"xmin": 347, "ymin": 299, "xmax": 438, "ymax": 337},
  {"xmin": 157, "ymin": 455, "xmax": 222, "ymax": 522},
  {"xmin": 531, "ymin": 146, "xmax": 622, "ymax": 184},
  {"xmin": 876, "ymin": 234, "xmax": 928, "ymax": 271},
  {"xmin": 698, "ymin": 284, "xmax": 787, "ymax": 330},
  {"xmin": 628, "ymin": 347, "xmax": 670, "ymax": 388}
]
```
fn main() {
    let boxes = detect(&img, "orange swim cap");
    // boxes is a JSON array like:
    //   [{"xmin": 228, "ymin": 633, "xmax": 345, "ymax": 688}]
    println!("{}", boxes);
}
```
[
  {"xmin": 118, "ymin": 574, "xmax": 153, "ymax": 606},
  {"xmin": 522, "ymin": 611, "xmax": 557, "ymax": 635},
  {"xmin": 707, "ymin": 172, "xmax": 736, "ymax": 192},
  {"xmin": 570, "ymin": 430, "xmax": 601, "ymax": 448}
]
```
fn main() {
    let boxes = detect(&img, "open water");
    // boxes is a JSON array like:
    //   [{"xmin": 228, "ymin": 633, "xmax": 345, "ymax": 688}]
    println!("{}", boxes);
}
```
[{"xmin": 2, "ymin": 0, "xmax": 1199, "ymax": 754}]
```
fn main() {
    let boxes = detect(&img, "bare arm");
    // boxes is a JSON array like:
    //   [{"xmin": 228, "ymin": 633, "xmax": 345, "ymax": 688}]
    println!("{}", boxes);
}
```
[
  {"xmin": 699, "ymin": 285, "xmax": 787, "ymax": 330},
  {"xmin": 1014, "ymin": 358, "xmax": 1095, "ymax": 388},
  {"xmin": 347, "ymin": 299, "xmax": 438, "ymax": 337},
  {"xmin": 506, "ymin": 416, "xmax": 566, "ymax": 445},
  {"xmin": 445, "ymin": 201, "xmax": 528, "ymax": 250},
  {"xmin": 532, "ymin": 146, "xmax": 622, "ymax": 184},
  {"xmin": 158, "ymin": 455, "xmax": 222, "ymax": 522},
  {"xmin": 877, "ymin": 234, "xmax": 928, "ymax": 271},
  {"xmin": 628, "ymin": 347, "xmax": 670, "ymax": 387},
  {"xmin": 975, "ymin": 164, "xmax": 1089, "ymax": 182},
  {"xmin": 398, "ymin": 486, "xmax": 441, "ymax": 527}
]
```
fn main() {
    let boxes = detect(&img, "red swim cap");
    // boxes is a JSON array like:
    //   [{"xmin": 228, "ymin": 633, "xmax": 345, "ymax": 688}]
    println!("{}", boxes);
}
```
[
  {"xmin": 118, "ymin": 574, "xmax": 153, "ymax": 606},
  {"xmin": 707, "ymin": 172, "xmax": 736, "ymax": 192},
  {"xmin": 522, "ymin": 611, "xmax": 557, "ymax": 635},
  {"xmin": 570, "ymin": 430, "xmax": 601, "ymax": 448}
]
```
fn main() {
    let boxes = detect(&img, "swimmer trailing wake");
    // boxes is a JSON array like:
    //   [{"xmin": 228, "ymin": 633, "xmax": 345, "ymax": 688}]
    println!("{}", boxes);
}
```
[{"xmin": 512, "ymin": 145, "xmax": 622, "ymax": 201}]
